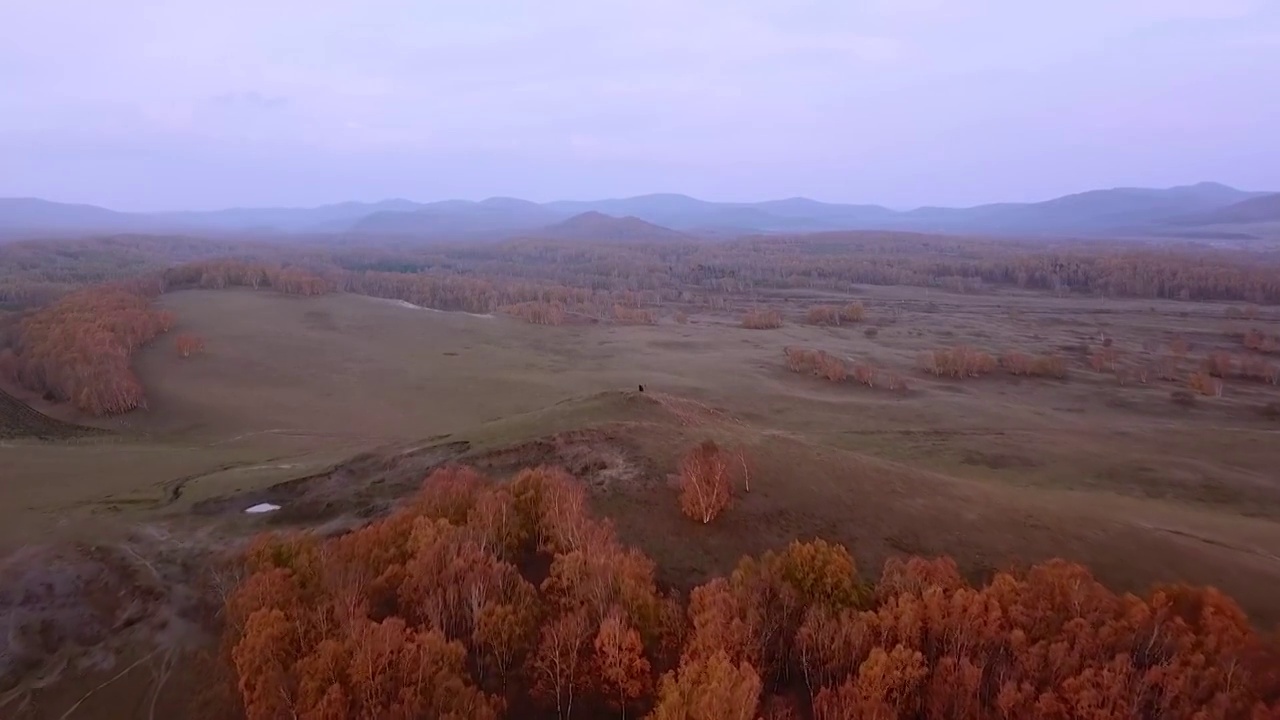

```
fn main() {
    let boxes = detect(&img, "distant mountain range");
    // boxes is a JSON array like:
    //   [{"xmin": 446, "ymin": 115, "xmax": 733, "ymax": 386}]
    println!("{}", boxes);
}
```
[{"xmin": 2, "ymin": 182, "xmax": 1276, "ymax": 241}]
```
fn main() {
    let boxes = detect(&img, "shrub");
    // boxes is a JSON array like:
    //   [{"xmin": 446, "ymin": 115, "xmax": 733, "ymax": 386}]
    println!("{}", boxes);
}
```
[
  {"xmin": 614, "ymin": 305, "xmax": 657, "ymax": 325},
  {"xmin": 815, "ymin": 352, "xmax": 847, "ymax": 382},
  {"xmin": 175, "ymin": 334, "xmax": 206, "ymax": 358},
  {"xmin": 839, "ymin": 303, "xmax": 865, "ymax": 323},
  {"xmin": 806, "ymin": 303, "xmax": 865, "ymax": 326},
  {"xmin": 1203, "ymin": 351, "xmax": 1235, "ymax": 378},
  {"xmin": 783, "ymin": 347, "xmax": 850, "ymax": 383},
  {"xmin": 784, "ymin": 346, "xmax": 815, "ymax": 373},
  {"xmin": 1156, "ymin": 355, "xmax": 1182, "ymax": 381},
  {"xmin": 1241, "ymin": 355, "xmax": 1280, "ymax": 385},
  {"xmin": 741, "ymin": 310, "xmax": 783, "ymax": 329},
  {"xmin": 1188, "ymin": 372, "xmax": 1224, "ymax": 397},
  {"xmin": 1000, "ymin": 351, "xmax": 1033, "ymax": 375},
  {"xmin": 1089, "ymin": 346, "xmax": 1119, "ymax": 373},
  {"xmin": 1029, "ymin": 354, "xmax": 1067, "ymax": 378},
  {"xmin": 851, "ymin": 363, "xmax": 877, "ymax": 388},
  {"xmin": 1244, "ymin": 328, "xmax": 1279, "ymax": 353},
  {"xmin": 805, "ymin": 306, "xmax": 841, "ymax": 326}
]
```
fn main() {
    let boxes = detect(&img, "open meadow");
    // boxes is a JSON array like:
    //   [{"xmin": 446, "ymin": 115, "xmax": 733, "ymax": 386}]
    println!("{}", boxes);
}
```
[{"xmin": 2, "ymin": 235, "xmax": 1280, "ymax": 718}]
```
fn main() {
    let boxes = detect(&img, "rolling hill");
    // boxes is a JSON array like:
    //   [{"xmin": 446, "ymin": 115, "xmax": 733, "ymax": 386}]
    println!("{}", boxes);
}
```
[
  {"xmin": 530, "ymin": 211, "xmax": 688, "ymax": 241},
  {"xmin": 349, "ymin": 197, "xmax": 560, "ymax": 236},
  {"xmin": 2, "ymin": 182, "xmax": 1274, "ymax": 239},
  {"xmin": 1173, "ymin": 192, "xmax": 1280, "ymax": 226},
  {"xmin": 0, "ymin": 198, "xmax": 158, "ymax": 237}
]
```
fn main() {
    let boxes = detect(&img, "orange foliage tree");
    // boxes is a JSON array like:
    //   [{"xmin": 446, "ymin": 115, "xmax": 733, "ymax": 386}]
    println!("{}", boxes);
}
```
[
  {"xmin": 221, "ymin": 463, "xmax": 1280, "ymax": 720},
  {"xmin": 676, "ymin": 440, "xmax": 734, "ymax": 524},
  {"xmin": 648, "ymin": 650, "xmax": 762, "ymax": 720},
  {"xmin": 8, "ymin": 283, "xmax": 172, "ymax": 414},
  {"xmin": 593, "ymin": 611, "xmax": 652, "ymax": 718}
]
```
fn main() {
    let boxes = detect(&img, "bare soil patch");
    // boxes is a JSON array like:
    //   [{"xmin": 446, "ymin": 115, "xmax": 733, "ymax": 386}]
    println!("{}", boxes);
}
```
[{"xmin": 0, "ymin": 389, "xmax": 106, "ymax": 440}]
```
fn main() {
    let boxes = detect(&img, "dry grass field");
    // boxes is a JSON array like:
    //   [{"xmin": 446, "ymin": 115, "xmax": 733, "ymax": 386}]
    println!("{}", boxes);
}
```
[{"xmin": 4, "ymin": 279, "xmax": 1280, "ymax": 718}]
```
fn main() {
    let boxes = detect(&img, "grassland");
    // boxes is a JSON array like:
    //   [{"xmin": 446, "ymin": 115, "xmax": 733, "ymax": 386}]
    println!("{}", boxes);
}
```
[
  {"xmin": 5, "ymin": 260, "xmax": 1280, "ymax": 719},
  {"xmin": 4, "ymin": 283, "xmax": 1278, "ymax": 630}
]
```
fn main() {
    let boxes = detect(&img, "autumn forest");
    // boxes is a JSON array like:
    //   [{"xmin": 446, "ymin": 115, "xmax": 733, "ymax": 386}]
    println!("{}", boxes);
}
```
[{"xmin": 3, "ymin": 230, "xmax": 1280, "ymax": 719}]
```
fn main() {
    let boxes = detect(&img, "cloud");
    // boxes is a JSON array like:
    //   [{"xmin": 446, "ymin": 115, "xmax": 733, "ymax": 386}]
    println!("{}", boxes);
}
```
[
  {"xmin": 1119, "ymin": 0, "xmax": 1265, "ymax": 21},
  {"xmin": 210, "ymin": 92, "xmax": 289, "ymax": 110}
]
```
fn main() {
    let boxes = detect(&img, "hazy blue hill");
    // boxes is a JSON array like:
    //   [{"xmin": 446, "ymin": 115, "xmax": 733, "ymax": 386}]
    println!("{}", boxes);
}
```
[
  {"xmin": 3, "ymin": 182, "xmax": 1273, "ymax": 238},
  {"xmin": 546, "ymin": 194, "xmax": 841, "ymax": 231},
  {"xmin": 155, "ymin": 199, "xmax": 426, "ymax": 233},
  {"xmin": 349, "ymin": 198, "xmax": 563, "ymax": 235},
  {"xmin": 1173, "ymin": 193, "xmax": 1280, "ymax": 226},
  {"xmin": 894, "ymin": 182, "xmax": 1264, "ymax": 235},
  {"xmin": 752, "ymin": 197, "xmax": 899, "ymax": 226},
  {"xmin": 0, "ymin": 198, "xmax": 156, "ymax": 235}
]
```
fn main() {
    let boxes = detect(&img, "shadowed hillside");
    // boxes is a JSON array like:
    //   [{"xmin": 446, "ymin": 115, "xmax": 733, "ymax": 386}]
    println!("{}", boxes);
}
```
[
  {"xmin": 1176, "ymin": 193, "xmax": 1280, "ymax": 226},
  {"xmin": 532, "ymin": 211, "xmax": 688, "ymax": 241}
]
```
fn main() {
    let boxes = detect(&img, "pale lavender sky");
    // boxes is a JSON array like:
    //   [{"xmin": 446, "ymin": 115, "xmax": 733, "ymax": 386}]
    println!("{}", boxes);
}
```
[{"xmin": 2, "ymin": 0, "xmax": 1278, "ymax": 211}]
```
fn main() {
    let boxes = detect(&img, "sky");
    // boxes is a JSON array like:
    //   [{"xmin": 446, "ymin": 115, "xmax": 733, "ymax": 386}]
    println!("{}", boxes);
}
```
[{"xmin": 1, "ymin": 0, "xmax": 1278, "ymax": 211}]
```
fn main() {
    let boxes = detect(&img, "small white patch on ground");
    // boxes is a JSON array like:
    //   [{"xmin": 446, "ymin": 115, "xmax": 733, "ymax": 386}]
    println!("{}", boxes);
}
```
[
  {"xmin": 244, "ymin": 503, "xmax": 281, "ymax": 514},
  {"xmin": 370, "ymin": 297, "xmax": 494, "ymax": 318}
]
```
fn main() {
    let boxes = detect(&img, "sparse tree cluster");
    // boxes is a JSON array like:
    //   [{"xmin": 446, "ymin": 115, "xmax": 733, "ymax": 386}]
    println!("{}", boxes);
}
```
[
  {"xmin": 999, "ymin": 351, "xmax": 1068, "ymax": 378},
  {"xmin": 741, "ymin": 309, "xmax": 784, "ymax": 329},
  {"xmin": 919, "ymin": 346, "xmax": 997, "ymax": 379},
  {"xmin": 784, "ymin": 347, "xmax": 904, "ymax": 389},
  {"xmin": 503, "ymin": 300, "xmax": 569, "ymax": 326},
  {"xmin": 805, "ymin": 303, "xmax": 865, "ymax": 326},
  {"xmin": 1085, "ymin": 336, "xmax": 1280, "ymax": 393}
]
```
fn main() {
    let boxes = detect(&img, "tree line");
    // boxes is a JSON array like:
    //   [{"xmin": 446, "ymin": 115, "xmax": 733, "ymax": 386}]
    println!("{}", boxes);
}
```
[
  {"xmin": 5, "ymin": 235, "xmax": 1280, "ymax": 416},
  {"xmin": 7, "ymin": 235, "xmax": 1280, "ymax": 315}
]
